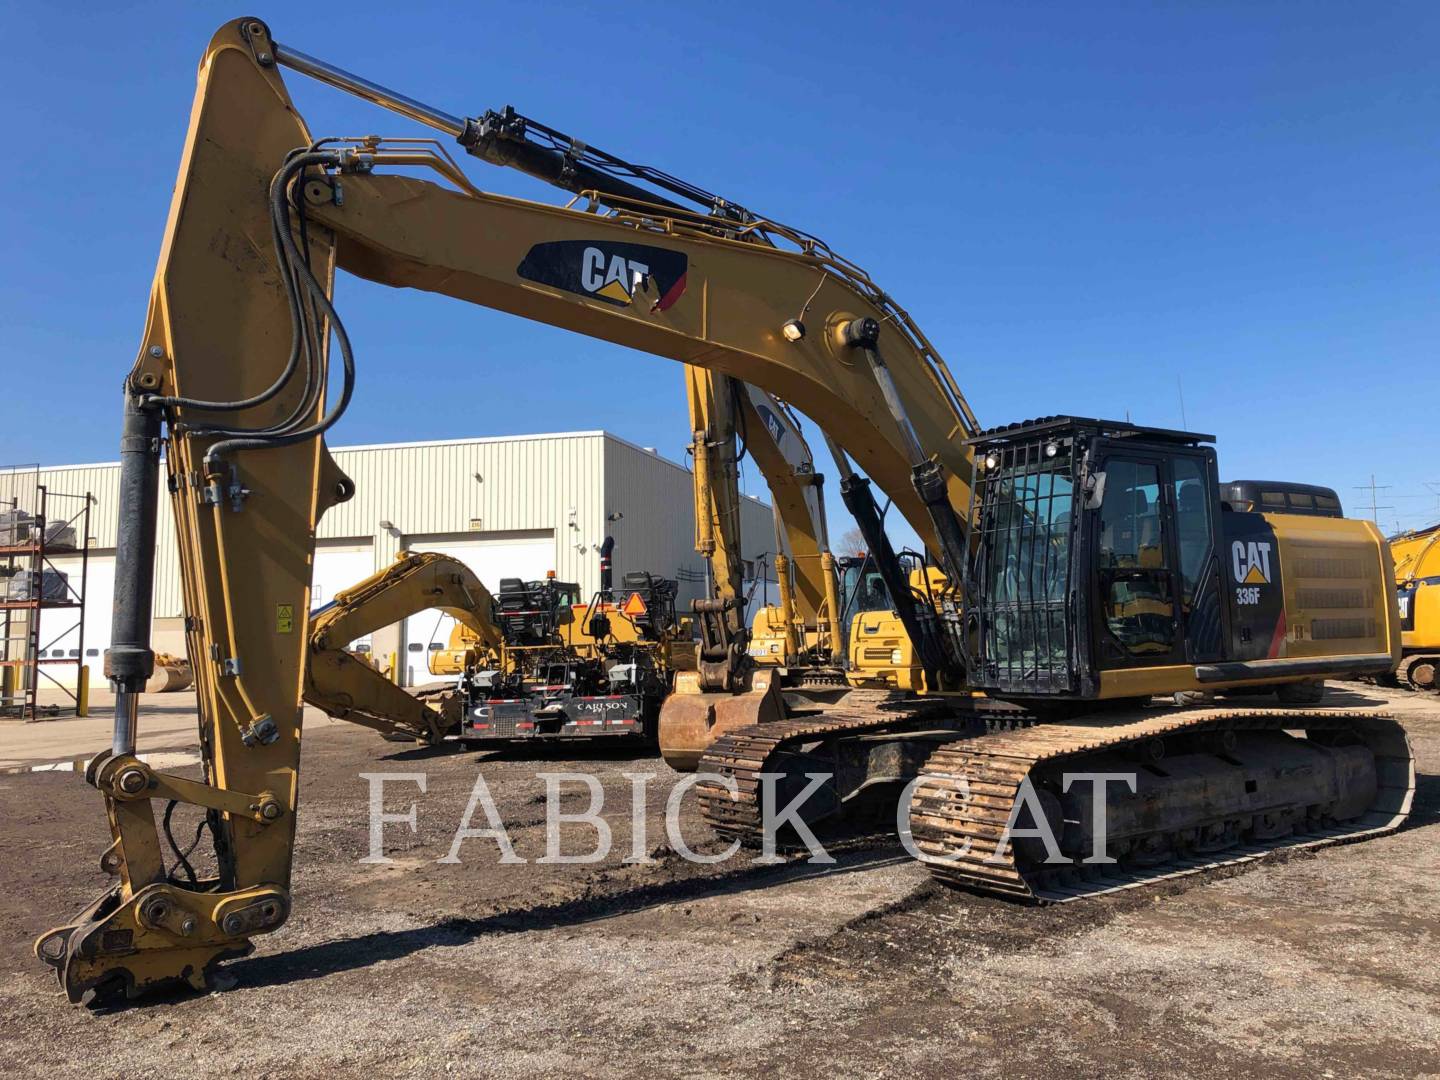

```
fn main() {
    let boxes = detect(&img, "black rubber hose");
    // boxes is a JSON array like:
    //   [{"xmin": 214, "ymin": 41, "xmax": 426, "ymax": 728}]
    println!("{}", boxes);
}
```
[
  {"xmin": 151, "ymin": 146, "xmax": 327, "ymax": 415},
  {"xmin": 183, "ymin": 150, "xmax": 339, "ymax": 439},
  {"xmin": 203, "ymin": 152, "xmax": 358, "ymax": 470}
]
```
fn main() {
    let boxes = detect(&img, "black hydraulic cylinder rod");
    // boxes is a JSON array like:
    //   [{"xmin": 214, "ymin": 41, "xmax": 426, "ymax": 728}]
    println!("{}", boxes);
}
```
[
  {"xmin": 464, "ymin": 129, "xmax": 690, "ymax": 215},
  {"xmin": 910, "ymin": 460, "xmax": 971, "ymax": 588},
  {"xmin": 838, "ymin": 473, "xmax": 949, "ymax": 690},
  {"xmin": 270, "ymin": 44, "xmax": 692, "ymax": 215},
  {"xmin": 107, "ymin": 394, "xmax": 162, "ymax": 756},
  {"xmin": 838, "ymin": 317, "xmax": 972, "ymax": 588}
]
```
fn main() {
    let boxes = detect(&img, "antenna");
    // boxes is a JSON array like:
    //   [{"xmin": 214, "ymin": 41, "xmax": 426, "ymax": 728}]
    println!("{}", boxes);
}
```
[{"xmin": 1176, "ymin": 374, "xmax": 1188, "ymax": 430}]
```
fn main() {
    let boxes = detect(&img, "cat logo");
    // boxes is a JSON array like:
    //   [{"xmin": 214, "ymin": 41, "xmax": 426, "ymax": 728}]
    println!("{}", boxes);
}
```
[
  {"xmin": 516, "ymin": 240, "xmax": 688, "ymax": 311},
  {"xmin": 1231, "ymin": 540, "xmax": 1273, "ymax": 585},
  {"xmin": 754, "ymin": 404, "xmax": 786, "ymax": 448}
]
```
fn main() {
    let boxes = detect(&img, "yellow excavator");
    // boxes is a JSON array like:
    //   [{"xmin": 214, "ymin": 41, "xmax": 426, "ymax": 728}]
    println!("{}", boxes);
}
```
[
  {"xmin": 303, "ymin": 549, "xmax": 504, "ymax": 744},
  {"xmin": 39, "ymin": 19, "xmax": 1413, "ymax": 1003},
  {"xmin": 845, "ymin": 557, "xmax": 945, "ymax": 692},
  {"xmin": 1389, "ymin": 522, "xmax": 1439, "ymax": 692},
  {"xmin": 664, "ymin": 369, "xmax": 865, "ymax": 765},
  {"xmin": 726, "ymin": 383, "xmax": 847, "ymax": 685}
]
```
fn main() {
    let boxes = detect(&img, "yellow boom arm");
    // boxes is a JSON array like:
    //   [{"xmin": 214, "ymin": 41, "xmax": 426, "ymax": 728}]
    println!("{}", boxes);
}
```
[
  {"xmin": 304, "ymin": 551, "xmax": 502, "ymax": 743},
  {"xmin": 38, "ymin": 17, "xmax": 976, "ymax": 1002}
]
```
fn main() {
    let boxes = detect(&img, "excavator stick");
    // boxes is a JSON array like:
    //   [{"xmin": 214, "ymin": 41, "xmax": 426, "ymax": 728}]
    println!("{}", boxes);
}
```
[{"xmin": 304, "ymin": 550, "xmax": 503, "ymax": 744}]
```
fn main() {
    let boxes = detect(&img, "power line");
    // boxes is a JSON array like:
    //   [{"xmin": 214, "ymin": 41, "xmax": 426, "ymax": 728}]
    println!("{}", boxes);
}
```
[{"xmin": 1352, "ymin": 475, "xmax": 1393, "ymax": 524}]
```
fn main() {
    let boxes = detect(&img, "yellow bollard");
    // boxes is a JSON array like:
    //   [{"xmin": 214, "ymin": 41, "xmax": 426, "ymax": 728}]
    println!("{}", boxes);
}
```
[{"xmin": 77, "ymin": 664, "xmax": 89, "ymax": 717}]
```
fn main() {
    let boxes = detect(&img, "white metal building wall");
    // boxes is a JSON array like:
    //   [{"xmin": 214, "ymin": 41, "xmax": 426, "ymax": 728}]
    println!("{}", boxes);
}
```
[
  {"xmin": 2, "ymin": 431, "xmax": 774, "ymax": 665},
  {"xmin": 601, "ymin": 438, "xmax": 776, "ymax": 608}
]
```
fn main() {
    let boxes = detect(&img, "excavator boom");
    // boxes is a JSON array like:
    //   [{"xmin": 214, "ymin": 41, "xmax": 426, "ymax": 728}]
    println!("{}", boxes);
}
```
[
  {"xmin": 40, "ymin": 20, "xmax": 974, "ymax": 1002},
  {"xmin": 305, "ymin": 551, "xmax": 502, "ymax": 743}
]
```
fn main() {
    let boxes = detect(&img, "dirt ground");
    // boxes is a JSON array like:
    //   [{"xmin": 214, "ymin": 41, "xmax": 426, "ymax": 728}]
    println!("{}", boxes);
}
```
[{"xmin": 1, "ymin": 684, "xmax": 1437, "ymax": 1079}]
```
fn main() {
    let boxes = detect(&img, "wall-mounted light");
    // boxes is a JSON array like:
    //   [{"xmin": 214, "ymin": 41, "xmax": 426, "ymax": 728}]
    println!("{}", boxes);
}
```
[
  {"xmin": 607, "ymin": 511, "xmax": 624, "ymax": 522},
  {"xmin": 378, "ymin": 519, "xmax": 395, "ymax": 530}
]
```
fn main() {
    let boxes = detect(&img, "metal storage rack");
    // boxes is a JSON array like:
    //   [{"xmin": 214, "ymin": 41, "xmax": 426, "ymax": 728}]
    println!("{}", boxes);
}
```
[{"xmin": 0, "ymin": 480, "xmax": 93, "ymax": 720}]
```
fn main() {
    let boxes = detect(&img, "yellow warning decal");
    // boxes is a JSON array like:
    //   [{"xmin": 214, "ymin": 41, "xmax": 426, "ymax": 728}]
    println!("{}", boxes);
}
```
[
  {"xmin": 276, "ymin": 603, "xmax": 294, "ymax": 633},
  {"xmin": 621, "ymin": 591, "xmax": 647, "ymax": 617}
]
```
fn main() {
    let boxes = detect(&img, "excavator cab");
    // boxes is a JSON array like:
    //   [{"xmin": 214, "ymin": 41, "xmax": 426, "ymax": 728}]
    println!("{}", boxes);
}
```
[
  {"xmin": 844, "ymin": 553, "xmax": 937, "ymax": 691},
  {"xmin": 964, "ymin": 416, "xmax": 1395, "ymax": 705},
  {"xmin": 964, "ymin": 417, "xmax": 1225, "ymax": 700}
]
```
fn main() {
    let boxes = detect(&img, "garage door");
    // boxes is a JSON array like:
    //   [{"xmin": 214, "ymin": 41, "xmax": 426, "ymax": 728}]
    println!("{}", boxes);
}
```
[
  {"xmin": 309, "ymin": 540, "xmax": 376, "ymax": 653},
  {"xmin": 34, "ymin": 553, "xmax": 114, "ymax": 690},
  {"xmin": 401, "ymin": 531, "xmax": 555, "ymax": 685}
]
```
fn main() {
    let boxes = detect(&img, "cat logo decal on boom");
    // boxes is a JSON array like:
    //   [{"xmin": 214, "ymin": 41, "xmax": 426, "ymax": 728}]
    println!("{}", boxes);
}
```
[
  {"xmin": 754, "ymin": 403, "xmax": 787, "ymax": 448},
  {"xmin": 517, "ymin": 240, "xmax": 688, "ymax": 311}
]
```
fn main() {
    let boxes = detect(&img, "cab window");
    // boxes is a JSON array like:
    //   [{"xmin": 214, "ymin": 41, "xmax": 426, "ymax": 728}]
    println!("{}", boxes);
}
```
[
  {"xmin": 855, "ymin": 572, "xmax": 892, "ymax": 614},
  {"xmin": 1098, "ymin": 461, "xmax": 1163, "ymax": 570},
  {"xmin": 1173, "ymin": 458, "xmax": 1211, "ymax": 606},
  {"xmin": 1098, "ymin": 459, "xmax": 1173, "ymax": 656}
]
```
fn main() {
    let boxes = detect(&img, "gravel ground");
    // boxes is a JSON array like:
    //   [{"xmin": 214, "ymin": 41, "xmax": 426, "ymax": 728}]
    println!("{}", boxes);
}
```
[{"xmin": 1, "ymin": 684, "xmax": 1436, "ymax": 1079}]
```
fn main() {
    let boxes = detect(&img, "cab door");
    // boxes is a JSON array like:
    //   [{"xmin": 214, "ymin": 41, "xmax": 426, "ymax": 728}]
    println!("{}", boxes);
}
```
[{"xmin": 1091, "ymin": 454, "xmax": 1186, "ymax": 670}]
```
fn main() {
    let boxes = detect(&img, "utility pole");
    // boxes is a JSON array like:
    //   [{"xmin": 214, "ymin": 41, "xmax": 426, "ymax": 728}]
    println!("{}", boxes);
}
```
[{"xmin": 1353, "ymin": 475, "xmax": 1393, "ymax": 524}]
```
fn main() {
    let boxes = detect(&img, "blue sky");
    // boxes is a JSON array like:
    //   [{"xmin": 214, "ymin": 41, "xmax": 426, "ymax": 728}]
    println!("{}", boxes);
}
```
[{"xmin": 4, "ymin": 1, "xmax": 1437, "ymax": 545}]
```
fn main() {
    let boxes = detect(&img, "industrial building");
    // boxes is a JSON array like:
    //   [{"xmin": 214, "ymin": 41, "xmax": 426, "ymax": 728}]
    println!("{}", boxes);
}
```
[{"xmin": 1, "ymin": 431, "xmax": 775, "ymax": 689}]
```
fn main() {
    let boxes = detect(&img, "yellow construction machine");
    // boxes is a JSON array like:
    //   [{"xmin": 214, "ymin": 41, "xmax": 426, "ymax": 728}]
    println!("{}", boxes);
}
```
[
  {"xmin": 354, "ymin": 544, "xmax": 683, "ymax": 744},
  {"xmin": 303, "ymin": 549, "xmax": 504, "ymax": 744},
  {"xmin": 38, "ymin": 18, "xmax": 1414, "ymax": 1003},
  {"xmin": 845, "ymin": 558, "xmax": 944, "ymax": 692},
  {"xmin": 663, "ymin": 369, "xmax": 865, "ymax": 765},
  {"xmin": 1389, "ymin": 522, "xmax": 1440, "ymax": 692},
  {"xmin": 453, "ymin": 543, "xmax": 684, "ymax": 744}
]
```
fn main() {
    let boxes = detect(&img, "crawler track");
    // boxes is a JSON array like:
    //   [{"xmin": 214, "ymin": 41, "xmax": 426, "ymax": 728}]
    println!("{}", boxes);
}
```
[
  {"xmin": 696, "ymin": 702, "xmax": 1415, "ymax": 902},
  {"xmin": 910, "ymin": 708, "xmax": 1414, "ymax": 901},
  {"xmin": 695, "ymin": 693, "xmax": 958, "ymax": 839}
]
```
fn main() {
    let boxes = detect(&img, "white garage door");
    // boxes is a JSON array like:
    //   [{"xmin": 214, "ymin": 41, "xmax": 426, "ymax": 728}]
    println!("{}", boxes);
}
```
[
  {"xmin": 35, "ymin": 553, "xmax": 115, "ymax": 690},
  {"xmin": 310, "ymin": 541, "xmax": 376, "ymax": 651},
  {"xmin": 401, "ymin": 530, "xmax": 555, "ymax": 685}
]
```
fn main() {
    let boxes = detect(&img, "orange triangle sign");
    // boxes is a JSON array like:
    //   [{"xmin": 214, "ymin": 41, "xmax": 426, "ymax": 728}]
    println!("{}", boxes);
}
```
[{"xmin": 622, "ymin": 591, "xmax": 647, "ymax": 617}]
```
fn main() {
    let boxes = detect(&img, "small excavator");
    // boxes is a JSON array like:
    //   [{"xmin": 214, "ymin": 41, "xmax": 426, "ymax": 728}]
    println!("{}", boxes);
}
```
[
  {"xmin": 38, "ymin": 19, "xmax": 1414, "ymax": 1003},
  {"xmin": 303, "ymin": 549, "xmax": 505, "ymax": 744}
]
